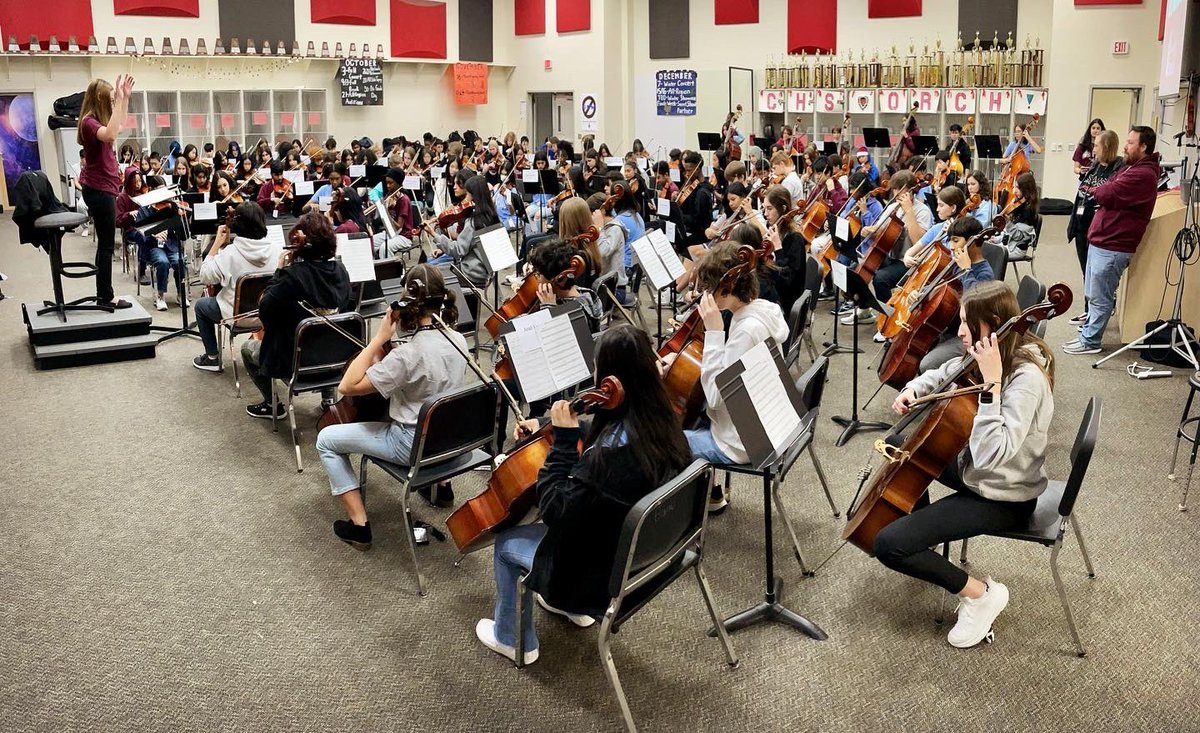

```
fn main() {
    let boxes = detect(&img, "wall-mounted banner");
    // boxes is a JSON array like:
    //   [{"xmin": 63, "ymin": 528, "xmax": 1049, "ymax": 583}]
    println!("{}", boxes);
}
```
[
  {"xmin": 908, "ymin": 88, "xmax": 942, "ymax": 113},
  {"xmin": 1014, "ymin": 88, "xmax": 1048, "ymax": 116},
  {"xmin": 453, "ymin": 62, "xmax": 488, "ymax": 105},
  {"xmin": 579, "ymin": 91, "xmax": 599, "ymax": 132},
  {"xmin": 656, "ymin": 69, "xmax": 697, "ymax": 116},
  {"xmin": 787, "ymin": 89, "xmax": 814, "ymax": 114},
  {"xmin": 814, "ymin": 89, "xmax": 845, "ymax": 113},
  {"xmin": 876, "ymin": 88, "xmax": 910, "ymax": 113},
  {"xmin": 759, "ymin": 89, "xmax": 785, "ymax": 114},
  {"xmin": 849, "ymin": 90, "xmax": 875, "ymax": 114},
  {"xmin": 978, "ymin": 89, "xmax": 1013, "ymax": 115},
  {"xmin": 944, "ymin": 88, "xmax": 977, "ymax": 114}
]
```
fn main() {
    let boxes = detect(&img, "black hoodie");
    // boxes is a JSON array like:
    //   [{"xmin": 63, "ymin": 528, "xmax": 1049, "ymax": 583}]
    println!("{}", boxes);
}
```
[{"xmin": 256, "ymin": 258, "xmax": 352, "ymax": 379}]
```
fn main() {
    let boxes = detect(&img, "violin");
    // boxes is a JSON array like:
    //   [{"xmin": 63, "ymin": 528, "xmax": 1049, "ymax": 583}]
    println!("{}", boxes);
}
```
[
  {"xmin": 674, "ymin": 164, "xmax": 702, "ymax": 206},
  {"xmin": 843, "ymin": 283, "xmax": 1073, "ymax": 555},
  {"xmin": 446, "ymin": 376, "xmax": 625, "ymax": 554},
  {"xmin": 205, "ymin": 205, "xmax": 239, "ymax": 298},
  {"xmin": 435, "ymin": 202, "xmax": 475, "ymax": 231}
]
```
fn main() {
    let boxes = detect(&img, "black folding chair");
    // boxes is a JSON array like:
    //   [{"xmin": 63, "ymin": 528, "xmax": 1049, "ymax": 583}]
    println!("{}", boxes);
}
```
[
  {"xmin": 1016, "ymin": 275, "xmax": 1048, "ymax": 339},
  {"xmin": 220, "ymin": 272, "xmax": 272, "ymax": 397},
  {"xmin": 514, "ymin": 461, "xmax": 738, "ymax": 733},
  {"xmin": 357, "ymin": 257, "xmax": 407, "ymax": 322}
]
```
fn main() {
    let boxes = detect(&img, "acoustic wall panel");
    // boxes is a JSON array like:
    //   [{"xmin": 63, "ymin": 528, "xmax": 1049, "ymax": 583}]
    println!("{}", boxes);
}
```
[
  {"xmin": 515, "ymin": 0, "xmax": 545, "ymax": 35},
  {"xmin": 649, "ymin": 0, "xmax": 689, "ymax": 59},
  {"xmin": 556, "ymin": 0, "xmax": 590, "ymax": 32},
  {"xmin": 113, "ymin": 0, "xmax": 200, "ymax": 17},
  {"xmin": 459, "ymin": 0, "xmax": 493, "ymax": 62},
  {"xmin": 390, "ymin": 0, "xmax": 446, "ymax": 59},
  {"xmin": 1, "ymin": 0, "xmax": 94, "ymax": 49},
  {"xmin": 311, "ymin": 0, "xmax": 375, "ymax": 25},
  {"xmin": 958, "ymin": 0, "xmax": 1017, "ymax": 49},
  {"xmin": 715, "ymin": 0, "xmax": 758, "ymax": 25},
  {"xmin": 868, "ymin": 0, "xmax": 922, "ymax": 18},
  {"xmin": 1075, "ymin": 0, "xmax": 1142, "ymax": 4},
  {"xmin": 218, "ymin": 0, "xmax": 295, "ymax": 47},
  {"xmin": 787, "ymin": 0, "xmax": 836, "ymax": 54}
]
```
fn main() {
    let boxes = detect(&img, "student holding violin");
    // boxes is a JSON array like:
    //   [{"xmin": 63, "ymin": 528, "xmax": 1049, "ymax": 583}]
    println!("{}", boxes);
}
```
[
  {"xmin": 677, "ymin": 151, "xmax": 715, "ymax": 254},
  {"xmin": 879, "ymin": 281, "xmax": 1055, "ymax": 649},
  {"xmin": 762, "ymin": 184, "xmax": 809, "ymax": 314},
  {"xmin": 315, "ymin": 265, "xmax": 469, "ymax": 549},
  {"xmin": 329, "ymin": 187, "xmax": 368, "ymax": 235},
  {"xmin": 242, "ymin": 212, "xmax": 352, "ymax": 419},
  {"xmin": 257, "ymin": 160, "xmax": 293, "ymax": 217},
  {"xmin": 586, "ymin": 192, "xmax": 633, "ymax": 305},
  {"xmin": 429, "ymin": 173, "xmax": 500, "ymax": 293},
  {"xmin": 556, "ymin": 197, "xmax": 605, "ymax": 288},
  {"xmin": 996, "ymin": 171, "xmax": 1040, "ymax": 257},
  {"xmin": 190, "ymin": 164, "xmax": 212, "ymax": 196},
  {"xmin": 480, "ymin": 324, "xmax": 693, "ymax": 664}
]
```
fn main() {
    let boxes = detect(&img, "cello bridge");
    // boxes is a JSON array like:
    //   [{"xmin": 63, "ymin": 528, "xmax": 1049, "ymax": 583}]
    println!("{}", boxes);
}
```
[{"xmin": 873, "ymin": 439, "xmax": 909, "ymax": 463}]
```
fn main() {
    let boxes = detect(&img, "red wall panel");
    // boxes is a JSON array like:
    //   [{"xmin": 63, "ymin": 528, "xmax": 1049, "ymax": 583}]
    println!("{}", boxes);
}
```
[
  {"xmin": 1160, "ymin": 0, "xmax": 1167, "ymax": 40},
  {"xmin": 312, "ymin": 0, "xmax": 375, "ymax": 25},
  {"xmin": 113, "ymin": 0, "xmax": 199, "ymax": 16},
  {"xmin": 556, "ymin": 0, "xmax": 589, "ymax": 32},
  {"xmin": 2, "ymin": 0, "xmax": 94, "ymax": 48},
  {"xmin": 787, "ymin": 0, "xmax": 836, "ymax": 54},
  {"xmin": 868, "ymin": 0, "xmax": 922, "ymax": 18},
  {"xmin": 515, "ymin": 0, "xmax": 545, "ymax": 35},
  {"xmin": 715, "ymin": 0, "xmax": 758, "ymax": 24},
  {"xmin": 390, "ymin": 0, "xmax": 446, "ymax": 58}
]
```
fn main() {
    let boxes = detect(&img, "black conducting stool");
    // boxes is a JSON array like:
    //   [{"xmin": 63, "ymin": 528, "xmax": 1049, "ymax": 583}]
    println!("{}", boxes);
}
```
[
  {"xmin": 35, "ymin": 211, "xmax": 114, "ymax": 322},
  {"xmin": 1169, "ymin": 371, "xmax": 1200, "ymax": 511}
]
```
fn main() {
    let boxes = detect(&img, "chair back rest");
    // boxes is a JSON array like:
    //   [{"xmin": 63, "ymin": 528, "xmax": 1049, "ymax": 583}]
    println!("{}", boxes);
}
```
[
  {"xmin": 409, "ymin": 381, "xmax": 499, "ymax": 466},
  {"xmin": 607, "ymin": 461, "xmax": 712, "ymax": 599},
  {"xmin": 981, "ymin": 241, "xmax": 1008, "ymax": 282},
  {"xmin": 358, "ymin": 258, "xmax": 406, "ymax": 307},
  {"xmin": 781, "ymin": 292, "xmax": 808, "ymax": 361},
  {"xmin": 232, "ymin": 272, "xmax": 272, "ymax": 316},
  {"xmin": 1059, "ymin": 397, "xmax": 1102, "ymax": 517},
  {"xmin": 1032, "ymin": 214, "xmax": 1043, "ymax": 249},
  {"xmin": 593, "ymin": 269, "xmax": 619, "ymax": 314},
  {"xmin": 803, "ymin": 255, "xmax": 823, "ymax": 326},
  {"xmin": 1016, "ymin": 275, "xmax": 1046, "ymax": 311},
  {"xmin": 291, "ymin": 313, "xmax": 366, "ymax": 379},
  {"xmin": 796, "ymin": 355, "xmax": 830, "ymax": 414}
]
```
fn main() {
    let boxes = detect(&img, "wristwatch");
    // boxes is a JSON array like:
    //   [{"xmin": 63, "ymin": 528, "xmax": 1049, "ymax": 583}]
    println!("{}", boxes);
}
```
[{"xmin": 978, "ymin": 392, "xmax": 995, "ymax": 404}]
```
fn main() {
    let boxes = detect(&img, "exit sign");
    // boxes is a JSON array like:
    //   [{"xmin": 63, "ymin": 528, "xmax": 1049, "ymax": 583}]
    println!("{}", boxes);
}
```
[{"xmin": 1112, "ymin": 40, "xmax": 1129, "ymax": 55}]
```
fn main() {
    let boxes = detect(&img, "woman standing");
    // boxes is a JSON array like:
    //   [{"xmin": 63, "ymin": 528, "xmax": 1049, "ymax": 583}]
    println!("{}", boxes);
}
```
[
  {"xmin": 1067, "ymin": 129, "xmax": 1124, "ymax": 325},
  {"xmin": 79, "ymin": 74, "xmax": 136, "ymax": 309},
  {"xmin": 1072, "ymin": 119, "xmax": 1105, "ymax": 179}
]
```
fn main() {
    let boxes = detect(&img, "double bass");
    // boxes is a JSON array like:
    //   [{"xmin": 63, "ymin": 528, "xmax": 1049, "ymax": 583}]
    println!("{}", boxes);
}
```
[
  {"xmin": 842, "ymin": 283, "xmax": 1072, "ymax": 554},
  {"xmin": 888, "ymin": 102, "xmax": 920, "ymax": 171},
  {"xmin": 446, "ymin": 376, "xmax": 625, "ymax": 554},
  {"xmin": 995, "ymin": 114, "xmax": 1040, "ymax": 208},
  {"xmin": 722, "ymin": 104, "xmax": 744, "ymax": 161}
]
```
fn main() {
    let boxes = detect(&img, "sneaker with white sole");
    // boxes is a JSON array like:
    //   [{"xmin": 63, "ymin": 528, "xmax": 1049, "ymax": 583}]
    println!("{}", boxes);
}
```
[
  {"xmin": 840, "ymin": 308, "xmax": 874, "ymax": 326},
  {"xmin": 192, "ymin": 354, "xmax": 222, "ymax": 372},
  {"xmin": 873, "ymin": 330, "xmax": 887, "ymax": 344},
  {"xmin": 535, "ymin": 593, "xmax": 596, "ymax": 628},
  {"xmin": 154, "ymin": 295, "xmax": 168, "ymax": 311},
  {"xmin": 475, "ymin": 618, "xmax": 538, "ymax": 664},
  {"xmin": 947, "ymin": 578, "xmax": 1009, "ymax": 648},
  {"xmin": 1062, "ymin": 340, "xmax": 1100, "ymax": 355},
  {"xmin": 1068, "ymin": 312, "xmax": 1088, "ymax": 325},
  {"xmin": 707, "ymin": 482, "xmax": 729, "ymax": 515}
]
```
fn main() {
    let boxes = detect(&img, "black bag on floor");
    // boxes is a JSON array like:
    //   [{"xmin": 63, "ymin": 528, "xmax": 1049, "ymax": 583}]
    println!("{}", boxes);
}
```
[
  {"xmin": 1040, "ymin": 197, "xmax": 1073, "ymax": 215},
  {"xmin": 1136, "ymin": 319, "xmax": 1199, "ymax": 367}
]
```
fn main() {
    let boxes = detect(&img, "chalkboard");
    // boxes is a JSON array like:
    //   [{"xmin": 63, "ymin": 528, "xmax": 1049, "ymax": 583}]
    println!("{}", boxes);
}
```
[
  {"xmin": 656, "ymin": 69, "xmax": 697, "ymax": 116},
  {"xmin": 339, "ymin": 58, "xmax": 384, "ymax": 106}
]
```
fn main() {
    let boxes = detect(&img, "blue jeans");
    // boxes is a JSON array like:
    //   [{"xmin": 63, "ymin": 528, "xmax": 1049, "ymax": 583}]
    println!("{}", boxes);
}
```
[
  {"xmin": 315, "ymin": 421, "xmax": 415, "ymax": 496},
  {"xmin": 147, "ymin": 247, "xmax": 183, "ymax": 294},
  {"xmin": 194, "ymin": 295, "xmax": 222, "ymax": 355},
  {"xmin": 685, "ymin": 428, "xmax": 735, "ymax": 465},
  {"xmin": 492, "ymin": 523, "xmax": 548, "ymax": 651},
  {"xmin": 1080, "ymin": 246, "xmax": 1133, "ymax": 349},
  {"xmin": 427, "ymin": 252, "xmax": 453, "ymax": 266}
]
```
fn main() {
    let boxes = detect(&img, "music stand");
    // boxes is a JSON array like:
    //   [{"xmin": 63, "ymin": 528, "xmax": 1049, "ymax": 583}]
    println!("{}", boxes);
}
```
[
  {"xmin": 829, "ymin": 263, "xmax": 891, "ymax": 446},
  {"xmin": 820, "ymin": 218, "xmax": 863, "ymax": 358},
  {"xmin": 913, "ymin": 136, "xmax": 939, "ymax": 156},
  {"xmin": 819, "ymin": 141, "xmax": 837, "ymax": 156},
  {"xmin": 697, "ymin": 132, "xmax": 723, "ymax": 151},
  {"xmin": 862, "ymin": 128, "xmax": 891, "ymax": 152},
  {"xmin": 974, "ymin": 135, "xmax": 1003, "ymax": 160}
]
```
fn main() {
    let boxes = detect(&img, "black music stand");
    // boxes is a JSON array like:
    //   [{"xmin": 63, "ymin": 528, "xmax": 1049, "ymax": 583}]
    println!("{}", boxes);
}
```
[
  {"xmin": 974, "ymin": 135, "xmax": 1003, "ymax": 161},
  {"xmin": 821, "ymin": 216, "xmax": 863, "ymax": 358},
  {"xmin": 697, "ymin": 132, "xmax": 723, "ymax": 151},
  {"xmin": 862, "ymin": 127, "xmax": 891, "ymax": 153},
  {"xmin": 830, "ymin": 264, "xmax": 892, "ymax": 446},
  {"xmin": 913, "ymin": 136, "xmax": 939, "ymax": 156}
]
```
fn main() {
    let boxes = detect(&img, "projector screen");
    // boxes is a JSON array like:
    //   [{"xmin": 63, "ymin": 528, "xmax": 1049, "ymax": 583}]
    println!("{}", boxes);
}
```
[{"xmin": 1159, "ymin": 0, "xmax": 1190, "ymax": 98}]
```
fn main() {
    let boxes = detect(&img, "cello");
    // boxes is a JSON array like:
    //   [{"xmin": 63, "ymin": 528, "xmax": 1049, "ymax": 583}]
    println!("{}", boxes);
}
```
[
  {"xmin": 842, "ymin": 283, "xmax": 1072, "ymax": 554},
  {"xmin": 995, "ymin": 114, "xmax": 1039, "ymax": 208},
  {"xmin": 446, "ymin": 376, "xmax": 625, "ymax": 554}
]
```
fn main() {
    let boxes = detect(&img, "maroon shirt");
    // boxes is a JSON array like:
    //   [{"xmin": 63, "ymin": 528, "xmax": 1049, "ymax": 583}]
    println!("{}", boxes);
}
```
[
  {"xmin": 1086, "ymin": 152, "xmax": 1161, "ymax": 254},
  {"xmin": 79, "ymin": 117, "xmax": 120, "ymax": 195}
]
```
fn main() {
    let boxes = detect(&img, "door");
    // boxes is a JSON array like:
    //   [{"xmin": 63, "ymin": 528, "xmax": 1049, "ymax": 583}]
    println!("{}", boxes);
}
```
[
  {"xmin": 1089, "ymin": 87, "xmax": 1141, "ymax": 136},
  {"xmin": 552, "ymin": 92, "xmax": 574, "ymax": 144},
  {"xmin": 529, "ymin": 92, "xmax": 554, "ymax": 147}
]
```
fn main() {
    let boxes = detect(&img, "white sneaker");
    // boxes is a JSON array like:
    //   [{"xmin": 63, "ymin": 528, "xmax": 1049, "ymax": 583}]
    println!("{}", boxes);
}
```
[
  {"xmin": 535, "ymin": 593, "xmax": 596, "ymax": 628},
  {"xmin": 947, "ymin": 578, "xmax": 1009, "ymax": 648},
  {"xmin": 873, "ymin": 330, "xmax": 887, "ymax": 344},
  {"xmin": 840, "ymin": 308, "xmax": 874, "ymax": 326},
  {"xmin": 154, "ymin": 295, "xmax": 168, "ymax": 311},
  {"xmin": 79, "ymin": 226, "xmax": 90, "ymax": 237},
  {"xmin": 475, "ymin": 618, "xmax": 538, "ymax": 664}
]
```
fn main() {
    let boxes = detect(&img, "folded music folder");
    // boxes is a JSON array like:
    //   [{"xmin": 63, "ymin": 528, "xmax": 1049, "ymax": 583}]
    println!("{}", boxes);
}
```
[{"xmin": 496, "ymin": 302, "xmax": 596, "ymax": 403}]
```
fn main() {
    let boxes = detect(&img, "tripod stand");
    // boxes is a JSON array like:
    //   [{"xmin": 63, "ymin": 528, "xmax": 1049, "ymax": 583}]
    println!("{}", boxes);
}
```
[
  {"xmin": 1094, "ymin": 152, "xmax": 1200, "ymax": 371},
  {"xmin": 830, "ymin": 265, "xmax": 891, "ymax": 446}
]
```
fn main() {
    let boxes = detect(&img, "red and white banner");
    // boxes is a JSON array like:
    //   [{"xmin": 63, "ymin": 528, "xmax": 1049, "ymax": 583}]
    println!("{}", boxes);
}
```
[
  {"xmin": 978, "ymin": 89, "xmax": 1013, "ymax": 115},
  {"xmin": 758, "ymin": 89, "xmax": 785, "ymax": 114},
  {"xmin": 876, "ymin": 88, "xmax": 909, "ymax": 113},
  {"xmin": 944, "ymin": 88, "xmax": 977, "ymax": 114},
  {"xmin": 814, "ymin": 89, "xmax": 845, "ymax": 113},
  {"xmin": 849, "ymin": 89, "xmax": 875, "ymax": 114},
  {"xmin": 787, "ymin": 89, "xmax": 815, "ymax": 114},
  {"xmin": 1014, "ymin": 88, "xmax": 1048, "ymax": 116},
  {"xmin": 908, "ymin": 88, "xmax": 942, "ymax": 113}
]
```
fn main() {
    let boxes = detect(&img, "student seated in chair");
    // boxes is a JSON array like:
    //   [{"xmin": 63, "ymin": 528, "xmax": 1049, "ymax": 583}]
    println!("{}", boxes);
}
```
[
  {"xmin": 658, "ymin": 241, "xmax": 789, "ymax": 514},
  {"xmin": 914, "ymin": 216, "xmax": 997, "ymax": 374},
  {"xmin": 480, "ymin": 324, "xmax": 692, "ymax": 665},
  {"xmin": 315, "ymin": 264, "xmax": 469, "ymax": 550}
]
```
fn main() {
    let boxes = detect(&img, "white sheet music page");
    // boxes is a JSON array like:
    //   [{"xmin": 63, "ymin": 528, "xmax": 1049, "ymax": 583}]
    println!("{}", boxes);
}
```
[
  {"xmin": 265, "ymin": 225, "xmax": 287, "ymax": 253},
  {"xmin": 540, "ymin": 313, "xmax": 590, "ymax": 391},
  {"xmin": 337, "ymin": 235, "xmax": 376, "ymax": 283},
  {"xmin": 294, "ymin": 179, "xmax": 314, "ymax": 196},
  {"xmin": 193, "ymin": 203, "xmax": 218, "ymax": 220},
  {"xmin": 478, "ymin": 226, "xmax": 519, "ymax": 272},
  {"xmin": 283, "ymin": 170, "xmax": 305, "ymax": 185},
  {"xmin": 648, "ymin": 228, "xmax": 686, "ymax": 280},
  {"xmin": 506, "ymin": 310, "xmax": 556, "ymax": 402},
  {"xmin": 630, "ymin": 234, "xmax": 671, "ymax": 290},
  {"xmin": 739, "ymin": 341, "xmax": 801, "ymax": 454},
  {"xmin": 522, "ymin": 168, "xmax": 539, "ymax": 183},
  {"xmin": 830, "ymin": 259, "xmax": 848, "ymax": 293}
]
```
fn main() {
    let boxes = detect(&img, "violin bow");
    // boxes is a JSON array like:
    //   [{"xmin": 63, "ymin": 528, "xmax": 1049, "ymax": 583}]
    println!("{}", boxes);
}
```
[
  {"xmin": 298, "ymin": 301, "xmax": 368, "ymax": 349},
  {"xmin": 906, "ymin": 382, "xmax": 997, "ymax": 409},
  {"xmin": 430, "ymin": 312, "xmax": 526, "ymax": 422}
]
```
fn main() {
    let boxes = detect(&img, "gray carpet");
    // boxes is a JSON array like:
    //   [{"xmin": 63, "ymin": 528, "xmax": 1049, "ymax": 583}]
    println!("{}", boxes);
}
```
[{"xmin": 1, "ymin": 215, "xmax": 1197, "ymax": 733}]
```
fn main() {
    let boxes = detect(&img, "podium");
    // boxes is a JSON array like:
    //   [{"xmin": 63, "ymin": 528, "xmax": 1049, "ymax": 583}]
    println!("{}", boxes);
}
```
[{"xmin": 34, "ymin": 212, "xmax": 114, "ymax": 322}]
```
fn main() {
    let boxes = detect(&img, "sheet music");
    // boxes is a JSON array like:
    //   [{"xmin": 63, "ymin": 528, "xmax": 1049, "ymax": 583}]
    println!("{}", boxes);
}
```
[
  {"xmin": 604, "ymin": 157, "xmax": 623, "ymax": 168},
  {"xmin": 665, "ymin": 221, "xmax": 677, "ymax": 243},
  {"xmin": 739, "ymin": 341, "xmax": 801, "ymax": 454},
  {"xmin": 835, "ymin": 215, "xmax": 850, "ymax": 242},
  {"xmin": 265, "ymin": 225, "xmax": 286, "ymax": 253},
  {"xmin": 257, "ymin": 167, "xmax": 271, "ymax": 180},
  {"xmin": 132, "ymin": 187, "xmax": 176, "ymax": 207},
  {"xmin": 162, "ymin": 174, "xmax": 173, "ymax": 187},
  {"xmin": 193, "ymin": 203, "xmax": 217, "ymax": 220},
  {"xmin": 831, "ymin": 259, "xmax": 848, "ymax": 292},
  {"xmin": 637, "ymin": 157, "xmax": 649, "ymax": 170},
  {"xmin": 656, "ymin": 197, "xmax": 670, "ymax": 216},
  {"xmin": 630, "ymin": 234, "xmax": 672, "ymax": 291},
  {"xmin": 478, "ymin": 226, "xmax": 518, "ymax": 272},
  {"xmin": 283, "ymin": 170, "xmax": 305, "ymax": 185},
  {"xmin": 541, "ymin": 313, "xmax": 590, "ymax": 390},
  {"xmin": 403, "ymin": 175, "xmax": 421, "ymax": 190},
  {"xmin": 522, "ymin": 168, "xmax": 539, "ymax": 183},
  {"xmin": 648, "ymin": 228, "xmax": 686, "ymax": 280},
  {"xmin": 294, "ymin": 179, "xmax": 314, "ymax": 196},
  {"xmin": 431, "ymin": 166, "xmax": 446, "ymax": 179},
  {"xmin": 504, "ymin": 309, "xmax": 589, "ymax": 402},
  {"xmin": 524, "ymin": 153, "xmax": 535, "ymax": 164},
  {"xmin": 349, "ymin": 164, "xmax": 367, "ymax": 178},
  {"xmin": 336, "ymin": 234, "xmax": 377, "ymax": 283},
  {"xmin": 669, "ymin": 167, "xmax": 681, "ymax": 183}
]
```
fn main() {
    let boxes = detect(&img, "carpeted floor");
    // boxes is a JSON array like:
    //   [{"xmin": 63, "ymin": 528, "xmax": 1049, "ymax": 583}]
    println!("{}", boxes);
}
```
[{"xmin": 1, "ymin": 214, "xmax": 1197, "ymax": 733}]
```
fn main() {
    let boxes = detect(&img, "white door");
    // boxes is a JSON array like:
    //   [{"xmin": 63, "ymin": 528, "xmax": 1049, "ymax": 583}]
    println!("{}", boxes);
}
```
[
  {"xmin": 552, "ymin": 93, "xmax": 574, "ymax": 144},
  {"xmin": 1089, "ymin": 87, "xmax": 1141, "ymax": 136}
]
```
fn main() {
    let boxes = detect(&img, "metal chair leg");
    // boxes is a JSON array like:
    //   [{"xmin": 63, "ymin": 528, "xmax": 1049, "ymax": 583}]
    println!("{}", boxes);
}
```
[
  {"xmin": 270, "ymin": 382, "xmax": 279, "ymax": 433},
  {"xmin": 959, "ymin": 538, "xmax": 970, "ymax": 565},
  {"xmin": 694, "ymin": 562, "xmax": 738, "ymax": 667},
  {"xmin": 1050, "ymin": 542, "xmax": 1086, "ymax": 657},
  {"xmin": 807, "ymin": 446, "xmax": 839, "ymax": 518},
  {"xmin": 399, "ymin": 483, "xmax": 428, "ymax": 596},
  {"xmin": 1068, "ymin": 515, "xmax": 1096, "ymax": 578},
  {"xmin": 1181, "ymin": 458, "xmax": 1197, "ymax": 512},
  {"xmin": 287, "ymin": 392, "xmax": 303, "ymax": 473},
  {"xmin": 231, "ymin": 333, "xmax": 243, "ymax": 398},
  {"xmin": 515, "ymin": 574, "xmax": 528, "ymax": 668},
  {"xmin": 771, "ymin": 478, "xmax": 812, "ymax": 576},
  {"xmin": 934, "ymin": 542, "xmax": 952, "ymax": 624},
  {"xmin": 597, "ymin": 609, "xmax": 638, "ymax": 733}
]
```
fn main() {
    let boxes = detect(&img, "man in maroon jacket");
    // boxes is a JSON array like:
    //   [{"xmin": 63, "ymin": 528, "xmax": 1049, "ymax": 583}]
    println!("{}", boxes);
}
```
[{"xmin": 1064, "ymin": 126, "xmax": 1161, "ymax": 355}]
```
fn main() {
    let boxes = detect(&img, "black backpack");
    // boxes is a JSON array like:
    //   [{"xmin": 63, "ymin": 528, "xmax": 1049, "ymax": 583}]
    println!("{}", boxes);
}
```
[{"xmin": 1136, "ymin": 320, "xmax": 1200, "ymax": 368}]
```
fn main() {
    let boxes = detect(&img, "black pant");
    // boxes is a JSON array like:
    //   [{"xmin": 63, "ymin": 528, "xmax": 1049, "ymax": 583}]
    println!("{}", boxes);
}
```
[
  {"xmin": 1072, "ymin": 231, "xmax": 1091, "ymax": 310},
  {"xmin": 872, "ymin": 259, "xmax": 908, "ymax": 304},
  {"xmin": 82, "ymin": 187, "xmax": 117, "ymax": 303}
]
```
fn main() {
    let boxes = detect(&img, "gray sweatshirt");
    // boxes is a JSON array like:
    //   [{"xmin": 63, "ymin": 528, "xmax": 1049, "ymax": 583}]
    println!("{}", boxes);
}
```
[
  {"xmin": 905, "ymin": 346, "xmax": 1054, "ymax": 502},
  {"xmin": 434, "ymin": 219, "xmax": 490, "ymax": 288}
]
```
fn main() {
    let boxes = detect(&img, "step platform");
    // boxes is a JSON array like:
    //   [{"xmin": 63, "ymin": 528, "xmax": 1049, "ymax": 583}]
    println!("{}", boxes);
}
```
[{"xmin": 22, "ymin": 296, "xmax": 158, "ymax": 370}]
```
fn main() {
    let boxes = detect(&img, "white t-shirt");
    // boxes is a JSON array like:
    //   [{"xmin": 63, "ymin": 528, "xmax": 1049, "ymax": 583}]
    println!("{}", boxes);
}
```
[{"xmin": 366, "ymin": 328, "xmax": 471, "ymax": 426}]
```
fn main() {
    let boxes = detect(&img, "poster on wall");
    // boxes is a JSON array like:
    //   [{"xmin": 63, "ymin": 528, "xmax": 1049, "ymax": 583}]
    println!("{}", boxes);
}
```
[
  {"xmin": 578, "ymin": 92, "xmax": 599, "ymax": 132},
  {"xmin": 0, "ymin": 93, "xmax": 42, "ymax": 201},
  {"xmin": 1159, "ymin": 0, "xmax": 1189, "ymax": 97},
  {"xmin": 339, "ymin": 58, "xmax": 384, "ymax": 106},
  {"xmin": 656, "ymin": 70, "xmax": 697, "ymax": 116},
  {"xmin": 453, "ymin": 63, "xmax": 489, "ymax": 105}
]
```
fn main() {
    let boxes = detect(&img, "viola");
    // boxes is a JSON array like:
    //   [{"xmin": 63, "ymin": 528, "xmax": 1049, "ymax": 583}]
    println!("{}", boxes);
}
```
[
  {"xmin": 674, "ymin": 165, "xmax": 702, "ymax": 206},
  {"xmin": 446, "ymin": 376, "xmax": 625, "ymax": 554},
  {"xmin": 436, "ymin": 202, "xmax": 474, "ymax": 231},
  {"xmin": 843, "ymin": 284, "xmax": 1072, "ymax": 554}
]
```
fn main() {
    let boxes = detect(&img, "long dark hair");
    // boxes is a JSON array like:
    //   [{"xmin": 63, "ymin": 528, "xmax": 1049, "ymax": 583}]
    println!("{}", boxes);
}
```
[
  {"xmin": 1078, "ymin": 118, "xmax": 1105, "ymax": 151},
  {"xmin": 462, "ymin": 174, "xmax": 498, "ymax": 229},
  {"xmin": 587, "ymin": 324, "xmax": 691, "ymax": 486},
  {"xmin": 335, "ymin": 188, "xmax": 368, "ymax": 232},
  {"xmin": 396, "ymin": 263, "xmax": 458, "ymax": 331},
  {"xmin": 1015, "ymin": 171, "xmax": 1040, "ymax": 214}
]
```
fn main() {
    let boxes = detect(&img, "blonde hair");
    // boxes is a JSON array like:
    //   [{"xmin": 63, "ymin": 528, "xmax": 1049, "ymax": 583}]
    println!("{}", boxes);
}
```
[
  {"xmin": 1096, "ymin": 129, "xmax": 1121, "ymax": 166},
  {"xmin": 78, "ymin": 78, "xmax": 114, "ymax": 146},
  {"xmin": 770, "ymin": 151, "xmax": 794, "ymax": 167},
  {"xmin": 556, "ymin": 197, "xmax": 602, "ymax": 274},
  {"xmin": 961, "ymin": 281, "xmax": 1055, "ymax": 389}
]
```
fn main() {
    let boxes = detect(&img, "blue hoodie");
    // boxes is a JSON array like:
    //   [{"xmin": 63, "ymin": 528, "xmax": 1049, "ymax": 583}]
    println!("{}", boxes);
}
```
[{"xmin": 853, "ymin": 150, "xmax": 880, "ymax": 187}]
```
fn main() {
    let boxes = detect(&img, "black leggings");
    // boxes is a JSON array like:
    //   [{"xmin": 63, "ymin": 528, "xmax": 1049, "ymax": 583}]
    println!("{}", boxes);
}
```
[
  {"xmin": 871, "ymin": 259, "xmax": 908, "ymax": 304},
  {"xmin": 82, "ymin": 187, "xmax": 117, "ymax": 303},
  {"xmin": 872, "ymin": 437, "xmax": 1037, "ymax": 593},
  {"xmin": 1072, "ymin": 231, "xmax": 1091, "ymax": 310}
]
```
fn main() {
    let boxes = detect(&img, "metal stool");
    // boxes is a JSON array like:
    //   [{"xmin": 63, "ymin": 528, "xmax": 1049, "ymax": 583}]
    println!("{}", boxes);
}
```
[
  {"xmin": 34, "ymin": 211, "xmax": 113, "ymax": 322},
  {"xmin": 1169, "ymin": 371, "xmax": 1200, "ymax": 511}
]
